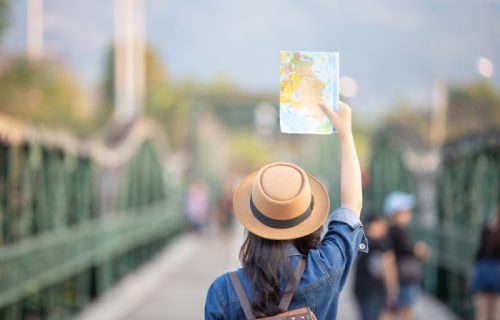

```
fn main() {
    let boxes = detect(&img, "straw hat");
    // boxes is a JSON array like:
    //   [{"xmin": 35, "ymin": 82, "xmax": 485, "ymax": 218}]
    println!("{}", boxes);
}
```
[{"xmin": 233, "ymin": 162, "xmax": 330, "ymax": 240}]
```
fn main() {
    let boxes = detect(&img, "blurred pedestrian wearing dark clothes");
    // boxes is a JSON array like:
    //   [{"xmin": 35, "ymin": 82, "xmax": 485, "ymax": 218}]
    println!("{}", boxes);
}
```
[
  {"xmin": 384, "ymin": 191, "xmax": 429, "ymax": 320},
  {"xmin": 354, "ymin": 215, "xmax": 398, "ymax": 320},
  {"xmin": 472, "ymin": 206, "xmax": 500, "ymax": 320}
]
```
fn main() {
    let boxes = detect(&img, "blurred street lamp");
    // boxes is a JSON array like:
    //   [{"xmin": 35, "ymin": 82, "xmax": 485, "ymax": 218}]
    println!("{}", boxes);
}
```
[
  {"xmin": 477, "ymin": 56, "xmax": 494, "ymax": 78},
  {"xmin": 254, "ymin": 102, "xmax": 276, "ymax": 137},
  {"xmin": 339, "ymin": 76, "xmax": 358, "ymax": 98},
  {"xmin": 27, "ymin": 0, "xmax": 44, "ymax": 60}
]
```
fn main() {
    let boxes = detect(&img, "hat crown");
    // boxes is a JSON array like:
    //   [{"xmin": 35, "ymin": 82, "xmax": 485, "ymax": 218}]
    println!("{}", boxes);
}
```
[
  {"xmin": 232, "ymin": 161, "xmax": 330, "ymax": 240},
  {"xmin": 261, "ymin": 165, "xmax": 303, "ymax": 201},
  {"xmin": 252, "ymin": 163, "xmax": 312, "ymax": 220}
]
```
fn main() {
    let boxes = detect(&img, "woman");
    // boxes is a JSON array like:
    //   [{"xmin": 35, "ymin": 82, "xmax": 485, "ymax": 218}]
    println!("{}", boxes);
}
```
[
  {"xmin": 205, "ymin": 102, "xmax": 367, "ymax": 319},
  {"xmin": 472, "ymin": 207, "xmax": 500, "ymax": 320}
]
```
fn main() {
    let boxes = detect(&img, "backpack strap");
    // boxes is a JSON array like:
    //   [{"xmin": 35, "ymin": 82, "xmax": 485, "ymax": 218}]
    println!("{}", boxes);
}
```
[
  {"xmin": 229, "ymin": 272, "xmax": 256, "ymax": 320},
  {"xmin": 278, "ymin": 258, "xmax": 306, "ymax": 310}
]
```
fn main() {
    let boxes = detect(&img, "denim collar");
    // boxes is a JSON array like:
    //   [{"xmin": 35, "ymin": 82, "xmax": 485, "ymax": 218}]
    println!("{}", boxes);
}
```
[{"xmin": 284, "ymin": 243, "xmax": 305, "ymax": 257}]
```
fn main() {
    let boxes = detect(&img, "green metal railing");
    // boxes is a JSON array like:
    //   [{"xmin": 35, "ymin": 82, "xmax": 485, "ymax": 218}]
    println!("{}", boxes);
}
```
[
  {"xmin": 431, "ymin": 131, "xmax": 499, "ymax": 317},
  {"xmin": 365, "ymin": 129, "xmax": 500, "ymax": 319},
  {"xmin": 0, "ymin": 116, "xmax": 184, "ymax": 319},
  {"xmin": 365, "ymin": 133, "xmax": 417, "ymax": 213}
]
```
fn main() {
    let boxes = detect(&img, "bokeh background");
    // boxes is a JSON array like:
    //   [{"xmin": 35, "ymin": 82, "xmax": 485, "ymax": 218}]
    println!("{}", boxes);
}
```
[{"xmin": 0, "ymin": 0, "xmax": 498, "ymax": 319}]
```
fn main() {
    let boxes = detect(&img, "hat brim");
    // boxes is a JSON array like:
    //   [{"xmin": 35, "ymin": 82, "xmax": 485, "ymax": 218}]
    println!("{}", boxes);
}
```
[{"xmin": 233, "ymin": 171, "xmax": 330, "ymax": 240}]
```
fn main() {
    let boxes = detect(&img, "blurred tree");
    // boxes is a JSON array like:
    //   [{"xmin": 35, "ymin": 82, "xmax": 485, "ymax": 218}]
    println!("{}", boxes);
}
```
[
  {"xmin": 229, "ymin": 133, "xmax": 271, "ymax": 170},
  {"xmin": 203, "ymin": 74, "xmax": 242, "ymax": 94},
  {"xmin": 0, "ymin": 58, "xmax": 92, "ymax": 135},
  {"xmin": 144, "ymin": 48, "xmax": 189, "ymax": 150},
  {"xmin": 100, "ymin": 45, "xmax": 188, "ymax": 149},
  {"xmin": 446, "ymin": 82, "xmax": 500, "ymax": 140},
  {"xmin": 352, "ymin": 117, "xmax": 373, "ymax": 166},
  {"xmin": 379, "ymin": 103, "xmax": 431, "ymax": 150},
  {"xmin": 373, "ymin": 81, "xmax": 500, "ymax": 152},
  {"xmin": 0, "ymin": 0, "xmax": 8, "ymax": 40},
  {"xmin": 177, "ymin": 74, "xmax": 242, "ymax": 97},
  {"xmin": 99, "ymin": 48, "xmax": 115, "ymax": 123}
]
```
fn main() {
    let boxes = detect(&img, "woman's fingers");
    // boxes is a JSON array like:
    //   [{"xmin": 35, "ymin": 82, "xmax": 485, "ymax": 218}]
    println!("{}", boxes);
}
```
[
  {"xmin": 319, "ymin": 101, "xmax": 350, "ymax": 115},
  {"xmin": 338, "ymin": 101, "xmax": 352, "ymax": 114},
  {"xmin": 318, "ymin": 101, "xmax": 338, "ymax": 123},
  {"xmin": 319, "ymin": 101, "xmax": 351, "ymax": 123},
  {"xmin": 319, "ymin": 100, "xmax": 353, "ymax": 137}
]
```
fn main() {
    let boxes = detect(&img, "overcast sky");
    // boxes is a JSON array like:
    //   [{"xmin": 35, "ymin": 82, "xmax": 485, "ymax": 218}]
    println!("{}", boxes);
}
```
[{"xmin": 2, "ymin": 0, "xmax": 500, "ymax": 118}]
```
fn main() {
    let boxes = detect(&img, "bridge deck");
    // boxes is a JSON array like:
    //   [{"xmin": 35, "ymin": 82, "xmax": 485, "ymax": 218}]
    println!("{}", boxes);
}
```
[{"xmin": 76, "ymin": 227, "xmax": 456, "ymax": 320}]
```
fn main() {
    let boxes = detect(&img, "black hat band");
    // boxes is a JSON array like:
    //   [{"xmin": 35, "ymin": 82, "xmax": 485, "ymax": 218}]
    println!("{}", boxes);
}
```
[{"xmin": 249, "ymin": 194, "xmax": 315, "ymax": 229}]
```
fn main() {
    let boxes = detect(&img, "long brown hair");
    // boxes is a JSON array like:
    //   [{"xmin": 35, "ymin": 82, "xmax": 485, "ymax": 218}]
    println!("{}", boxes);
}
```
[{"xmin": 239, "ymin": 227, "xmax": 322, "ymax": 318}]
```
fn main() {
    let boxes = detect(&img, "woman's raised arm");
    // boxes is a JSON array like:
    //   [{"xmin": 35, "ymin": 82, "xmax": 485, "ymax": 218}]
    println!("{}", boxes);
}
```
[{"xmin": 319, "ymin": 101, "xmax": 363, "ymax": 215}]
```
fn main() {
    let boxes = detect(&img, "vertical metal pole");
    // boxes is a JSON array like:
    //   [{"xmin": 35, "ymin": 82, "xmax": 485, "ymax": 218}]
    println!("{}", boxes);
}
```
[
  {"xmin": 113, "ymin": 0, "xmax": 146, "ymax": 126},
  {"xmin": 430, "ymin": 80, "xmax": 448, "ymax": 148},
  {"xmin": 114, "ymin": 0, "xmax": 126, "ymax": 125},
  {"xmin": 27, "ymin": 0, "xmax": 44, "ymax": 60},
  {"xmin": 124, "ymin": 0, "xmax": 134, "ymax": 122},
  {"xmin": 134, "ymin": 0, "xmax": 145, "ymax": 116}
]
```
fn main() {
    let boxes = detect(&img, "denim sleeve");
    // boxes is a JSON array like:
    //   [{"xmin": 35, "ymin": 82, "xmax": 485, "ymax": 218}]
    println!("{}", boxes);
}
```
[
  {"xmin": 205, "ymin": 280, "xmax": 226, "ymax": 320},
  {"xmin": 309, "ymin": 207, "xmax": 368, "ymax": 295}
]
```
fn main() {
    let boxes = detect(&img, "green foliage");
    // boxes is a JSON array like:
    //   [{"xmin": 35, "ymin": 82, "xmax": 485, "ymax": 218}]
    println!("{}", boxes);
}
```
[
  {"xmin": 100, "ymin": 48, "xmax": 115, "ymax": 117},
  {"xmin": 380, "ymin": 104, "xmax": 431, "ymax": 149},
  {"xmin": 229, "ymin": 134, "xmax": 271, "ymax": 170},
  {"xmin": 100, "ymin": 46, "xmax": 188, "ymax": 149},
  {"xmin": 351, "ymin": 117, "xmax": 374, "ymax": 166},
  {"xmin": 0, "ymin": 58, "xmax": 93, "ymax": 135},
  {"xmin": 143, "ymin": 48, "xmax": 188, "ymax": 150},
  {"xmin": 177, "ymin": 74, "xmax": 242, "ymax": 96},
  {"xmin": 379, "ymin": 82, "xmax": 500, "ymax": 147},
  {"xmin": 447, "ymin": 82, "xmax": 500, "ymax": 140},
  {"xmin": 0, "ymin": 0, "xmax": 8, "ymax": 40},
  {"xmin": 200, "ymin": 74, "xmax": 242, "ymax": 94}
]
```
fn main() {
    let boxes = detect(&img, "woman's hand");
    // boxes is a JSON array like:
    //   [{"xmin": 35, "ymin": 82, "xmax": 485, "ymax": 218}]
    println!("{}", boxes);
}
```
[{"xmin": 319, "ymin": 101, "xmax": 352, "ymax": 139}]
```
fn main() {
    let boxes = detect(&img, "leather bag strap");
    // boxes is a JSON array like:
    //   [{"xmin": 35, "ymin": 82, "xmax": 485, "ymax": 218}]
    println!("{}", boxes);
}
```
[
  {"xmin": 229, "ymin": 272, "xmax": 256, "ymax": 320},
  {"xmin": 278, "ymin": 258, "xmax": 306, "ymax": 310}
]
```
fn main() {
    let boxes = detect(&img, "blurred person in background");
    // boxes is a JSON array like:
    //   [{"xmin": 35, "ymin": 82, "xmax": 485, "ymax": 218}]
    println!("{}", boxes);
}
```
[
  {"xmin": 472, "ymin": 206, "xmax": 500, "ymax": 320},
  {"xmin": 354, "ymin": 214, "xmax": 398, "ymax": 320},
  {"xmin": 184, "ymin": 180, "xmax": 211, "ymax": 233},
  {"xmin": 213, "ymin": 175, "xmax": 239, "ymax": 235},
  {"xmin": 384, "ymin": 191, "xmax": 429, "ymax": 320}
]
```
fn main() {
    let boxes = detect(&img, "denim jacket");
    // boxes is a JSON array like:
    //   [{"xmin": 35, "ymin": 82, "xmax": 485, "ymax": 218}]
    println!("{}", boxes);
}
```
[{"xmin": 205, "ymin": 207, "xmax": 368, "ymax": 320}]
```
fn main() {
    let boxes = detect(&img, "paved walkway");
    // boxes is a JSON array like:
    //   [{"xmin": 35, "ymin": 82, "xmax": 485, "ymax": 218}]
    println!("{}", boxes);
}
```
[{"xmin": 75, "ymin": 227, "xmax": 456, "ymax": 320}]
